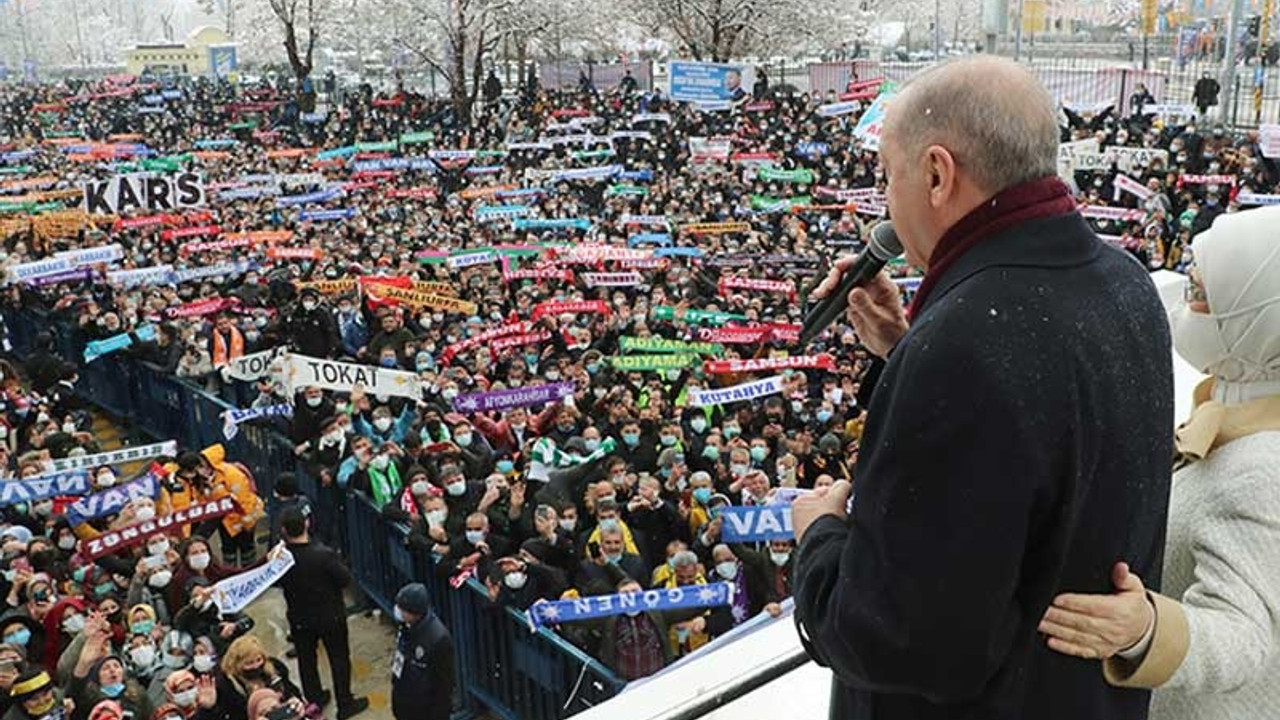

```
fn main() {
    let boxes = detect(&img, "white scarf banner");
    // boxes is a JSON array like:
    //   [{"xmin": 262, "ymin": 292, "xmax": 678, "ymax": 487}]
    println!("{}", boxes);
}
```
[
  {"xmin": 1113, "ymin": 175, "xmax": 1154, "ymax": 201},
  {"xmin": 213, "ymin": 544, "xmax": 296, "ymax": 613},
  {"xmin": 280, "ymin": 353, "xmax": 423, "ymax": 400},
  {"xmin": 1236, "ymin": 192, "xmax": 1280, "ymax": 206},
  {"xmin": 52, "ymin": 440, "xmax": 178, "ymax": 471},
  {"xmin": 222, "ymin": 404, "xmax": 293, "ymax": 440},
  {"xmin": 688, "ymin": 375, "xmax": 786, "ymax": 408},
  {"xmin": 223, "ymin": 347, "xmax": 288, "ymax": 382}
]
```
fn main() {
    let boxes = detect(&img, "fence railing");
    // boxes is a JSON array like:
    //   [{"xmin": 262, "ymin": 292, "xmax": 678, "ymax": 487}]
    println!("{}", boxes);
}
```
[{"xmin": 3, "ymin": 307, "xmax": 625, "ymax": 720}]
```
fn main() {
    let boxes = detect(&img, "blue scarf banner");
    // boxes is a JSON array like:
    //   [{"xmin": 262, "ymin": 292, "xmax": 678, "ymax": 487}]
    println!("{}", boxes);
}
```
[
  {"xmin": 275, "ymin": 187, "xmax": 343, "ymax": 207},
  {"xmin": 627, "ymin": 233, "xmax": 672, "ymax": 247},
  {"xmin": 720, "ymin": 505, "xmax": 794, "ymax": 542},
  {"xmin": 300, "ymin": 208, "xmax": 357, "ymax": 222},
  {"xmin": 0, "ymin": 469, "xmax": 91, "ymax": 506},
  {"xmin": 527, "ymin": 582, "xmax": 735, "ymax": 629},
  {"xmin": 654, "ymin": 246, "xmax": 704, "ymax": 258},
  {"xmin": 85, "ymin": 325, "xmax": 156, "ymax": 363},
  {"xmin": 513, "ymin": 218, "xmax": 591, "ymax": 231},
  {"xmin": 795, "ymin": 141, "xmax": 831, "ymax": 159},
  {"xmin": 222, "ymin": 403, "xmax": 293, "ymax": 440},
  {"xmin": 549, "ymin": 165, "xmax": 622, "ymax": 183},
  {"xmin": 619, "ymin": 169, "xmax": 654, "ymax": 182},
  {"xmin": 194, "ymin": 139, "xmax": 238, "ymax": 149},
  {"xmin": 64, "ymin": 472, "xmax": 164, "ymax": 526},
  {"xmin": 316, "ymin": 146, "xmax": 356, "ymax": 160},
  {"xmin": 213, "ymin": 544, "xmax": 296, "ymax": 613}
]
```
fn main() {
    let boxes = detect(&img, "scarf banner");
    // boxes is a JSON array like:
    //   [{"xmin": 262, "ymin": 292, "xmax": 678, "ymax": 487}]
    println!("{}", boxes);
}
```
[
  {"xmin": 619, "ymin": 336, "xmax": 722, "ymax": 356},
  {"xmin": 0, "ymin": 469, "xmax": 91, "ymax": 506},
  {"xmin": 618, "ymin": 258, "xmax": 669, "ymax": 271},
  {"xmin": 731, "ymin": 152, "xmax": 778, "ymax": 165},
  {"xmin": 159, "ymin": 225, "xmax": 222, "ymax": 242},
  {"xmin": 222, "ymin": 403, "xmax": 293, "ymax": 440},
  {"xmin": 441, "ymin": 321, "xmax": 533, "ymax": 365},
  {"xmin": 400, "ymin": 131, "xmax": 435, "ymax": 145},
  {"xmin": 276, "ymin": 188, "xmax": 342, "ymax": 207},
  {"xmin": 300, "ymin": 208, "xmax": 356, "ymax": 222},
  {"xmin": 1236, "ymin": 192, "xmax": 1280, "ymax": 206},
  {"xmin": 53, "ymin": 440, "xmax": 178, "ymax": 472},
  {"xmin": 688, "ymin": 375, "xmax": 785, "ymax": 407},
  {"xmin": 815, "ymin": 186, "xmax": 883, "ymax": 202},
  {"xmin": 316, "ymin": 146, "xmax": 356, "ymax": 160},
  {"xmin": 681, "ymin": 222, "xmax": 751, "ymax": 235},
  {"xmin": 690, "ymin": 137, "xmax": 732, "ymax": 162},
  {"xmin": 653, "ymin": 247, "xmax": 702, "ymax": 258},
  {"xmin": 358, "ymin": 276, "xmax": 458, "ymax": 297},
  {"xmin": 627, "ymin": 233, "xmax": 671, "ymax": 247},
  {"xmin": 553, "ymin": 246, "xmax": 653, "ymax": 263},
  {"xmin": 606, "ymin": 184, "xmax": 649, "ymax": 197},
  {"xmin": 281, "ymin": 353, "xmax": 423, "ymax": 400},
  {"xmin": 163, "ymin": 297, "xmax": 241, "ymax": 320},
  {"xmin": 633, "ymin": 113, "xmax": 672, "ymax": 124},
  {"xmin": 719, "ymin": 276, "xmax": 796, "ymax": 300},
  {"xmin": 610, "ymin": 131, "xmax": 652, "ymax": 142},
  {"xmin": 218, "ymin": 186, "xmax": 280, "ymax": 200},
  {"xmin": 1077, "ymin": 205, "xmax": 1145, "ymax": 221},
  {"xmin": 650, "ymin": 306, "xmax": 746, "ymax": 325},
  {"xmin": 446, "ymin": 251, "xmax": 496, "ymax": 269},
  {"xmin": 503, "ymin": 267, "xmax": 574, "ymax": 283},
  {"xmin": 513, "ymin": 218, "xmax": 592, "ymax": 232},
  {"xmin": 213, "ymin": 545, "xmax": 296, "ymax": 614},
  {"xmin": 608, "ymin": 354, "xmax": 698, "ymax": 371},
  {"xmin": 224, "ymin": 346, "xmax": 287, "ymax": 382},
  {"xmin": 750, "ymin": 195, "xmax": 811, "ymax": 212},
  {"xmin": 106, "ymin": 265, "xmax": 173, "ymax": 288},
  {"xmin": 583, "ymin": 271, "xmax": 644, "ymax": 287},
  {"xmin": 267, "ymin": 247, "xmax": 324, "ymax": 261},
  {"xmin": 8, "ymin": 257, "xmax": 72, "ymax": 283},
  {"xmin": 528, "ymin": 582, "xmax": 734, "ymax": 629},
  {"xmin": 548, "ymin": 165, "xmax": 623, "ymax": 183},
  {"xmin": 194, "ymin": 138, "xmax": 238, "ymax": 149},
  {"xmin": 720, "ymin": 505, "xmax": 793, "ymax": 542},
  {"xmin": 475, "ymin": 205, "xmax": 532, "ymax": 222},
  {"xmin": 387, "ymin": 187, "xmax": 437, "ymax": 200},
  {"xmin": 704, "ymin": 354, "xmax": 834, "ymax": 374},
  {"xmin": 372, "ymin": 285, "xmax": 479, "ymax": 314},
  {"xmin": 490, "ymin": 330, "xmax": 554, "ymax": 353},
  {"xmin": 1113, "ymin": 174, "xmax": 1154, "ymax": 201},
  {"xmin": 620, "ymin": 214, "xmax": 669, "ymax": 228},
  {"xmin": 172, "ymin": 261, "xmax": 255, "ymax": 285},
  {"xmin": 83, "ymin": 495, "xmax": 240, "ymax": 560},
  {"xmin": 452, "ymin": 381, "xmax": 574, "ymax": 414},
  {"xmin": 619, "ymin": 169, "xmax": 655, "ymax": 183},
  {"xmin": 355, "ymin": 141, "xmax": 397, "ymax": 153},
  {"xmin": 23, "ymin": 268, "xmax": 94, "ymax": 287},
  {"xmin": 530, "ymin": 299, "xmax": 611, "ymax": 321},
  {"xmin": 56, "ymin": 243, "xmax": 123, "ymax": 267},
  {"xmin": 296, "ymin": 278, "xmax": 358, "ymax": 295},
  {"xmin": 85, "ymin": 324, "xmax": 156, "ymax": 362},
  {"xmin": 758, "ymin": 167, "xmax": 815, "ymax": 184},
  {"xmin": 815, "ymin": 101, "xmax": 861, "ymax": 117},
  {"xmin": 1178, "ymin": 174, "xmax": 1236, "ymax": 186},
  {"xmin": 694, "ymin": 326, "xmax": 772, "ymax": 344},
  {"xmin": 795, "ymin": 142, "xmax": 832, "ymax": 159},
  {"xmin": 64, "ymin": 471, "xmax": 164, "ymax": 526}
]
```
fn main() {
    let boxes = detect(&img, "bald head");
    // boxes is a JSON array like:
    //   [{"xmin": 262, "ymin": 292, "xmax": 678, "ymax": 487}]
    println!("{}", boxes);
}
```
[{"xmin": 884, "ymin": 56, "xmax": 1059, "ymax": 195}]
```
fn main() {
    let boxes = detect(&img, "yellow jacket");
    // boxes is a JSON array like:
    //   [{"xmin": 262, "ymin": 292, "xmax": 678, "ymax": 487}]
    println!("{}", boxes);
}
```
[
  {"xmin": 586, "ymin": 519, "xmax": 640, "ymax": 556},
  {"xmin": 162, "ymin": 444, "xmax": 263, "ymax": 536}
]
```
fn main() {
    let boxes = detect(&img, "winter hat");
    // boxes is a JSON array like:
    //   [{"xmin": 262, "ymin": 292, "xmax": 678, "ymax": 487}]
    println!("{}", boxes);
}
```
[
  {"xmin": 395, "ymin": 583, "xmax": 431, "ymax": 615},
  {"xmin": 245, "ymin": 688, "xmax": 280, "ymax": 720}
]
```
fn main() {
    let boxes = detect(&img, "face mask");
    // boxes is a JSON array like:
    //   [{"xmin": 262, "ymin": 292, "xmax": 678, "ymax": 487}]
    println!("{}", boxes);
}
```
[
  {"xmin": 380, "ymin": 358, "xmax": 398, "ymax": 368},
  {"xmin": 3, "ymin": 629, "xmax": 29, "ymax": 646},
  {"xmin": 692, "ymin": 487, "xmax": 712, "ymax": 505},
  {"xmin": 94, "ymin": 581, "xmax": 114, "ymax": 597},
  {"xmin": 62, "ymin": 422, "xmax": 77, "ymax": 434},
  {"xmin": 510, "ymin": 423, "xmax": 526, "ymax": 434},
  {"xmin": 465, "ymin": 530, "xmax": 485, "ymax": 545},
  {"xmin": 373, "ymin": 417, "xmax": 393, "ymax": 432},
  {"xmin": 660, "ymin": 434, "xmax": 676, "ymax": 447},
  {"xmin": 455, "ymin": 432, "xmax": 472, "ymax": 448},
  {"xmin": 1169, "ymin": 299, "xmax": 1233, "ymax": 375},
  {"xmin": 306, "ymin": 395, "xmax": 323, "ymax": 408},
  {"xmin": 302, "ymin": 300, "xmax": 318, "ymax": 312},
  {"xmin": 546, "ymin": 371, "xmax": 561, "ymax": 381},
  {"xmin": 188, "ymin": 553, "xmax": 211, "ymax": 571},
  {"xmin": 393, "ymin": 607, "xmax": 407, "ymax": 624},
  {"xmin": 148, "ymin": 570, "xmax": 172, "ymax": 588},
  {"xmin": 689, "ymin": 417, "xmax": 707, "ymax": 434},
  {"xmin": 447, "ymin": 480, "xmax": 467, "ymax": 497},
  {"xmin": 622, "ymin": 432, "xmax": 640, "ymax": 448},
  {"xmin": 442, "ymin": 388, "xmax": 459, "ymax": 401},
  {"xmin": 559, "ymin": 518, "xmax": 576, "ymax": 532},
  {"xmin": 524, "ymin": 354, "xmax": 539, "ymax": 366},
  {"xmin": 584, "ymin": 439, "xmax": 600, "ymax": 453},
  {"xmin": 715, "ymin": 561, "xmax": 737, "ymax": 580},
  {"xmin": 730, "ymin": 463, "xmax": 749, "ymax": 477},
  {"xmin": 97, "ymin": 472, "xmax": 116, "ymax": 487},
  {"xmin": 59, "ymin": 536, "xmax": 77, "ymax": 551},
  {"xmin": 702, "ymin": 445, "xmax": 720, "ymax": 461},
  {"xmin": 723, "ymin": 425, "xmax": 740, "ymax": 439},
  {"xmin": 816, "ymin": 410, "xmax": 833, "ymax": 423},
  {"xmin": 102, "ymin": 682, "xmax": 126, "ymax": 698},
  {"xmin": 425, "ymin": 509, "xmax": 447, "ymax": 527},
  {"xmin": 31, "ymin": 499, "xmax": 52, "ymax": 517},
  {"xmin": 770, "ymin": 551, "xmax": 791, "ymax": 567},
  {"xmin": 599, "ymin": 517, "xmax": 620, "ymax": 532},
  {"xmin": 192, "ymin": 655, "xmax": 216, "ymax": 673},
  {"xmin": 586, "ymin": 363, "xmax": 600, "ymax": 375},
  {"xmin": 131, "ymin": 644, "xmax": 157, "ymax": 667},
  {"xmin": 496, "ymin": 459, "xmax": 515, "ymax": 474},
  {"xmin": 173, "ymin": 688, "xmax": 198, "ymax": 707},
  {"xmin": 132, "ymin": 619, "xmax": 155, "ymax": 635},
  {"xmin": 504, "ymin": 571, "xmax": 527, "ymax": 590},
  {"xmin": 750, "ymin": 447, "xmax": 768, "ymax": 462},
  {"xmin": 371, "ymin": 454, "xmax": 391, "ymax": 471},
  {"xmin": 163, "ymin": 652, "xmax": 188, "ymax": 669},
  {"xmin": 11, "ymin": 503, "xmax": 25, "ymax": 516},
  {"xmin": 148, "ymin": 539, "xmax": 170, "ymax": 556},
  {"xmin": 63, "ymin": 614, "xmax": 86, "ymax": 634},
  {"xmin": 134, "ymin": 506, "xmax": 156, "ymax": 522}
]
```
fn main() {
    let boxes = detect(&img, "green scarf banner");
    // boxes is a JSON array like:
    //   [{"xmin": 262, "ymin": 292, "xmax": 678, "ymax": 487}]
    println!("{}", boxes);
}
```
[
  {"xmin": 650, "ymin": 306, "xmax": 747, "ymax": 326},
  {"xmin": 619, "ymin": 336, "xmax": 723, "ymax": 356},
  {"xmin": 758, "ymin": 167, "xmax": 815, "ymax": 184},
  {"xmin": 609, "ymin": 354, "xmax": 699, "ymax": 371}
]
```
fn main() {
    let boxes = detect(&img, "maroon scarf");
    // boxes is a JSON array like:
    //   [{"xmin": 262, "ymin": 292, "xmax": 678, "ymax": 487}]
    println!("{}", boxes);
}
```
[{"xmin": 908, "ymin": 176, "xmax": 1077, "ymax": 320}]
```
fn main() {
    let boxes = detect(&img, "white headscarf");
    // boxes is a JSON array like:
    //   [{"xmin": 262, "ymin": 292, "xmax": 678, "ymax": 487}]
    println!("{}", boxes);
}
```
[{"xmin": 1171, "ymin": 206, "xmax": 1280, "ymax": 404}]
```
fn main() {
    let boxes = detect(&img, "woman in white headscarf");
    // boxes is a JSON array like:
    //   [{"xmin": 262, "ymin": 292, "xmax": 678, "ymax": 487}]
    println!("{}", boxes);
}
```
[{"xmin": 1036, "ymin": 206, "xmax": 1280, "ymax": 719}]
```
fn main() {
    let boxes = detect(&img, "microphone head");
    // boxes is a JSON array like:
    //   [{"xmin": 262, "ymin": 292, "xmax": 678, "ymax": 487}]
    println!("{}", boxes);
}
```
[{"xmin": 867, "ymin": 221, "xmax": 903, "ymax": 262}]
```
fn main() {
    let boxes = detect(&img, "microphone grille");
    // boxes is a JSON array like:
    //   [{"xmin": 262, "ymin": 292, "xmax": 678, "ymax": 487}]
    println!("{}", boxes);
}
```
[{"xmin": 868, "ymin": 222, "xmax": 903, "ymax": 261}]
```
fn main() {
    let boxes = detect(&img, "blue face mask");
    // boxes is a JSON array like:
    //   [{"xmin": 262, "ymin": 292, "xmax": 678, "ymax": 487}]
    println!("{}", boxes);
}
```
[
  {"xmin": 586, "ymin": 363, "xmax": 600, "ymax": 375},
  {"xmin": 750, "ymin": 446, "xmax": 768, "ymax": 462},
  {"xmin": 496, "ymin": 460, "xmax": 514, "ymax": 474},
  {"xmin": 816, "ymin": 410, "xmax": 833, "ymax": 423},
  {"xmin": 702, "ymin": 446, "xmax": 720, "ymax": 461},
  {"xmin": 622, "ymin": 432, "xmax": 640, "ymax": 448},
  {"xmin": 101, "ymin": 683, "xmax": 125, "ymax": 698},
  {"xmin": 692, "ymin": 488, "xmax": 712, "ymax": 505},
  {"xmin": 3, "ymin": 629, "xmax": 30, "ymax": 646},
  {"xmin": 524, "ymin": 354, "xmax": 539, "ymax": 366},
  {"xmin": 380, "ymin": 357, "xmax": 398, "ymax": 368},
  {"xmin": 131, "ymin": 620, "xmax": 155, "ymax": 636}
]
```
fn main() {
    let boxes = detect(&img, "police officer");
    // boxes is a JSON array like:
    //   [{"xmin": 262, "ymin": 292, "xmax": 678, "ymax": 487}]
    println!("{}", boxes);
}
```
[
  {"xmin": 287, "ymin": 287, "xmax": 340, "ymax": 359},
  {"xmin": 391, "ymin": 583, "xmax": 454, "ymax": 720}
]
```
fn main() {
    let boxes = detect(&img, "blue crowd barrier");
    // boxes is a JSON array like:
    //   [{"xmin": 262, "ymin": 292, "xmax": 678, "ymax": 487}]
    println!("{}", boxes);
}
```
[{"xmin": 3, "ymin": 307, "xmax": 626, "ymax": 720}]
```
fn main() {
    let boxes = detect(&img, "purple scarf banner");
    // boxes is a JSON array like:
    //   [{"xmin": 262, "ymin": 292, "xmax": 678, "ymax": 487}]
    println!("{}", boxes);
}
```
[{"xmin": 452, "ymin": 382, "xmax": 575, "ymax": 413}]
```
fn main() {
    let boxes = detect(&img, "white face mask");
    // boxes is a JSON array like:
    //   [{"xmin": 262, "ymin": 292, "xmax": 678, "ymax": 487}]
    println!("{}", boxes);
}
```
[
  {"xmin": 302, "ymin": 300, "xmax": 318, "ymax": 312},
  {"xmin": 188, "ymin": 553, "xmax": 211, "ymax": 571},
  {"xmin": 62, "ymin": 614, "xmax": 86, "ymax": 634},
  {"xmin": 62, "ymin": 423, "xmax": 77, "ymax": 434},
  {"xmin": 148, "ymin": 570, "xmax": 173, "ymax": 588},
  {"xmin": 504, "ymin": 571, "xmax": 527, "ymax": 590},
  {"xmin": 715, "ymin": 561, "xmax": 737, "ymax": 580},
  {"xmin": 131, "ymin": 644, "xmax": 157, "ymax": 668},
  {"xmin": 446, "ymin": 480, "xmax": 467, "ymax": 497},
  {"xmin": 412, "ymin": 480, "xmax": 431, "ymax": 497},
  {"xmin": 192, "ymin": 654, "xmax": 216, "ymax": 673},
  {"xmin": 134, "ymin": 506, "xmax": 156, "ymax": 522},
  {"xmin": 172, "ymin": 688, "xmax": 198, "ymax": 707},
  {"xmin": 57, "ymin": 536, "xmax": 77, "ymax": 551},
  {"xmin": 769, "ymin": 551, "xmax": 790, "ymax": 567},
  {"xmin": 148, "ymin": 540, "xmax": 170, "ymax": 556},
  {"xmin": 97, "ymin": 472, "xmax": 116, "ymax": 487},
  {"xmin": 306, "ymin": 395, "xmax": 323, "ymax": 408},
  {"xmin": 371, "ymin": 454, "xmax": 390, "ymax": 471},
  {"xmin": 162, "ymin": 652, "xmax": 188, "ymax": 669},
  {"xmin": 425, "ymin": 509, "xmax": 447, "ymax": 526},
  {"xmin": 559, "ymin": 518, "xmax": 576, "ymax": 532},
  {"xmin": 373, "ymin": 417, "xmax": 393, "ymax": 432}
]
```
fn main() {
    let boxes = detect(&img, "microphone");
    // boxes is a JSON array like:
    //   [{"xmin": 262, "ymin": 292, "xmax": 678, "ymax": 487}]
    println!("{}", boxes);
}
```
[{"xmin": 800, "ymin": 222, "xmax": 903, "ymax": 346}]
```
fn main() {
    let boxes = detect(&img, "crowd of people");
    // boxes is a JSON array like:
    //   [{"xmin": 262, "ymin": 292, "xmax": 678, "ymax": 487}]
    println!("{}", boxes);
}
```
[{"xmin": 0, "ymin": 54, "xmax": 1272, "ymax": 720}]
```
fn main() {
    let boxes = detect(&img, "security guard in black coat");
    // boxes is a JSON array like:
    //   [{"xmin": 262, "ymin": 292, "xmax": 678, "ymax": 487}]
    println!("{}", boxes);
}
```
[
  {"xmin": 287, "ymin": 287, "xmax": 340, "ymax": 359},
  {"xmin": 391, "ymin": 583, "xmax": 455, "ymax": 720}
]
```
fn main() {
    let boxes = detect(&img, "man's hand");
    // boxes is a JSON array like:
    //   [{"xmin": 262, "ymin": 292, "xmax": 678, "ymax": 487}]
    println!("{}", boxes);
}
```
[
  {"xmin": 1038, "ymin": 562, "xmax": 1154, "ymax": 660},
  {"xmin": 812, "ymin": 262, "xmax": 909, "ymax": 358},
  {"xmin": 792, "ymin": 480, "xmax": 853, "ymax": 543}
]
